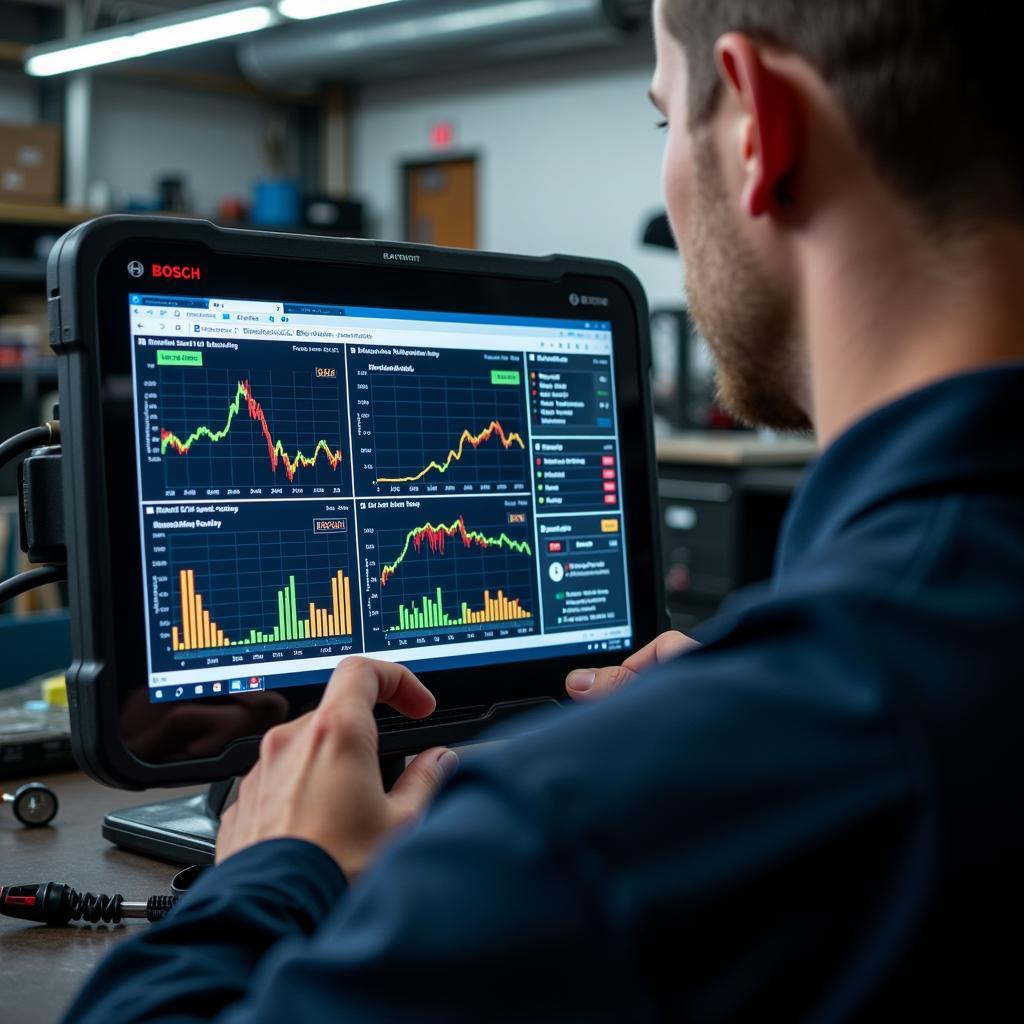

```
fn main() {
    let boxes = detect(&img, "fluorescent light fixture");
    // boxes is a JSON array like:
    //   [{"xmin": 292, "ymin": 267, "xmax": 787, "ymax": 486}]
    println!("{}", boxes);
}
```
[
  {"xmin": 432, "ymin": 2, "xmax": 560, "ymax": 33},
  {"xmin": 278, "ymin": 0, "xmax": 406, "ymax": 21},
  {"xmin": 26, "ymin": 4, "xmax": 275, "ymax": 77}
]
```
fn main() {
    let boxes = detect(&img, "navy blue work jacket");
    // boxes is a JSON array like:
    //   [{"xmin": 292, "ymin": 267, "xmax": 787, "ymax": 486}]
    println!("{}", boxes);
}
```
[{"xmin": 64, "ymin": 365, "xmax": 1023, "ymax": 1022}]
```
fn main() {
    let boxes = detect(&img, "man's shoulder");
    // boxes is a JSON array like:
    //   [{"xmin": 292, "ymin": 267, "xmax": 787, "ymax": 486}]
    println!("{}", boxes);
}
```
[
  {"xmin": 766, "ymin": 487, "xmax": 1024, "ymax": 620},
  {"xmin": 471, "ymin": 487, "xmax": 1023, "ymax": 852}
]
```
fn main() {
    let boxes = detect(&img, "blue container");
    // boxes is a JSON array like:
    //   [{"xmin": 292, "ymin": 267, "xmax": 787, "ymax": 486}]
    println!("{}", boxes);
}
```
[{"xmin": 251, "ymin": 179, "xmax": 301, "ymax": 227}]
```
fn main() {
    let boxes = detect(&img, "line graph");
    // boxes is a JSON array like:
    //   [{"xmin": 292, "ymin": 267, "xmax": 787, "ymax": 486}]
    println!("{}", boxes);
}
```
[
  {"xmin": 160, "ymin": 380, "xmax": 344, "ymax": 484},
  {"xmin": 380, "ymin": 514, "xmax": 532, "ymax": 585},
  {"xmin": 148, "ymin": 362, "xmax": 350, "ymax": 493},
  {"xmin": 363, "ymin": 498, "xmax": 538, "ymax": 646},
  {"xmin": 350, "ymin": 350, "xmax": 530, "ymax": 494},
  {"xmin": 376, "ymin": 421, "xmax": 525, "ymax": 484}
]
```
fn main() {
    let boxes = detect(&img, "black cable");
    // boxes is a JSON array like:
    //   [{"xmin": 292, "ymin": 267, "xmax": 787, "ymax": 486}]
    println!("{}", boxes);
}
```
[
  {"xmin": 1, "ymin": 882, "xmax": 178, "ymax": 926},
  {"xmin": 0, "ymin": 423, "xmax": 59, "ymax": 472},
  {"xmin": 0, "ymin": 423, "xmax": 65, "ymax": 607},
  {"xmin": 0, "ymin": 565, "xmax": 66, "ymax": 607}
]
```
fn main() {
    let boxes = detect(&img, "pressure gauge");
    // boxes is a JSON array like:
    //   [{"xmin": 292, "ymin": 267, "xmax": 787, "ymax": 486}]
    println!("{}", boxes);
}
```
[{"xmin": 3, "ymin": 782, "xmax": 59, "ymax": 827}]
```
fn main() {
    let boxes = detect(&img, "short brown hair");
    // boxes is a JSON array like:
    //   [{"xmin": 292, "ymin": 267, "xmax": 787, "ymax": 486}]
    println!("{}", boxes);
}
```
[{"xmin": 663, "ymin": 0, "xmax": 1022, "ymax": 228}]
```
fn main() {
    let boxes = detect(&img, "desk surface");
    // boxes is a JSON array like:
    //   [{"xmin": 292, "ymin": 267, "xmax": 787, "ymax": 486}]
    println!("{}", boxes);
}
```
[
  {"xmin": 657, "ymin": 431, "xmax": 818, "ymax": 466},
  {"xmin": 0, "ymin": 771, "xmax": 204, "ymax": 1024}
]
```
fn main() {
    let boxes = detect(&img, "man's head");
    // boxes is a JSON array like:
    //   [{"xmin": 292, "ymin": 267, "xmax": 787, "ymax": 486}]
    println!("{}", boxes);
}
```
[{"xmin": 651, "ymin": 0, "xmax": 1023, "ymax": 432}]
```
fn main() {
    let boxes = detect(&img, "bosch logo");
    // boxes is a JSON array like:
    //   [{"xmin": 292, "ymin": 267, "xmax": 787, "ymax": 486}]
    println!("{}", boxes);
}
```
[
  {"xmin": 127, "ymin": 260, "xmax": 144, "ymax": 278},
  {"xmin": 570, "ymin": 292, "xmax": 609, "ymax": 308},
  {"xmin": 152, "ymin": 264, "xmax": 201, "ymax": 281}
]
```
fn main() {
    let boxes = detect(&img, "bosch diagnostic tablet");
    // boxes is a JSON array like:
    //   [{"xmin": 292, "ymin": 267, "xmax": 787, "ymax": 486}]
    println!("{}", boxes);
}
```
[{"xmin": 50, "ymin": 217, "xmax": 665, "ymax": 788}]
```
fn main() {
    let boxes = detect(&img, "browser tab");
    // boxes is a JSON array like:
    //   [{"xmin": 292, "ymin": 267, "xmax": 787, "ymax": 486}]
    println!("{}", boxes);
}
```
[{"xmin": 209, "ymin": 299, "xmax": 283, "ymax": 315}]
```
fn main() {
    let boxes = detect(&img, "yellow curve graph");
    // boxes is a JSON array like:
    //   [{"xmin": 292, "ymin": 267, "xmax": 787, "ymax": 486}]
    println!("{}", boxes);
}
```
[{"xmin": 375, "ymin": 419, "xmax": 525, "ymax": 484}]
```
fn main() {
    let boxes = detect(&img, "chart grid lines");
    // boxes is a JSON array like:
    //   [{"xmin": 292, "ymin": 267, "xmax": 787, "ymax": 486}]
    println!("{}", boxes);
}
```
[
  {"xmin": 374, "ymin": 508, "xmax": 537, "ymax": 639},
  {"xmin": 366, "ymin": 371, "xmax": 529, "ymax": 491},
  {"xmin": 131, "ymin": 303, "xmax": 633, "ymax": 701},
  {"xmin": 166, "ymin": 526, "xmax": 356, "ymax": 656},
  {"xmin": 154, "ymin": 366, "xmax": 349, "ymax": 491}
]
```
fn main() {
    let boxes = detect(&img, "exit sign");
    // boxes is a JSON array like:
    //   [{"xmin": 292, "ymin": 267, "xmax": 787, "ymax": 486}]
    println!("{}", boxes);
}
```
[{"xmin": 430, "ymin": 121, "xmax": 455, "ymax": 150}]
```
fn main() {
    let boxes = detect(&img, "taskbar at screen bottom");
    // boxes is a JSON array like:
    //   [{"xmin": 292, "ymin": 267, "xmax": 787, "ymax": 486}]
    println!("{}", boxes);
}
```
[{"xmin": 148, "ymin": 632, "xmax": 632, "ymax": 704}]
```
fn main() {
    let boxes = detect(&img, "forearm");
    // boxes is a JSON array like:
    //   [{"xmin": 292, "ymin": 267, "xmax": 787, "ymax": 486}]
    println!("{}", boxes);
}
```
[
  {"xmin": 63, "ymin": 839, "xmax": 345, "ymax": 1024},
  {"xmin": 66, "ymin": 768, "xmax": 633, "ymax": 1024}
]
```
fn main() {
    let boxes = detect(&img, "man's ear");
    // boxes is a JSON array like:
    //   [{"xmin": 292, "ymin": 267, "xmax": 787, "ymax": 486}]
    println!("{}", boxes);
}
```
[{"xmin": 714, "ymin": 32, "xmax": 802, "ymax": 217}]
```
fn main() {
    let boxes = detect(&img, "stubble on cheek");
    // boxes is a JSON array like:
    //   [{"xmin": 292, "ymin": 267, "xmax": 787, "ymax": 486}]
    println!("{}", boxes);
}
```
[{"xmin": 676, "ymin": 135, "xmax": 812, "ymax": 433}]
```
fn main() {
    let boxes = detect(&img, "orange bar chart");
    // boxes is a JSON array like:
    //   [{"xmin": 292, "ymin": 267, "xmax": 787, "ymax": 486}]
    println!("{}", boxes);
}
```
[{"xmin": 172, "ymin": 566, "xmax": 354, "ymax": 652}]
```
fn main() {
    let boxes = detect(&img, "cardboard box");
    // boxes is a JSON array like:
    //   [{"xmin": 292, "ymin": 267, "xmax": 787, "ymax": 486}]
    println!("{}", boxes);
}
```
[{"xmin": 0, "ymin": 122, "xmax": 61, "ymax": 204}]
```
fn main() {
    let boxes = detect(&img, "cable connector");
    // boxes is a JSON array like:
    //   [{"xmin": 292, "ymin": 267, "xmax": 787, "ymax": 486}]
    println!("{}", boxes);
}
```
[
  {"xmin": 0, "ymin": 418, "xmax": 66, "ymax": 607},
  {"xmin": 0, "ymin": 422, "xmax": 58, "ymax": 470},
  {"xmin": 0, "ymin": 882, "xmax": 177, "ymax": 926},
  {"xmin": 18, "ymin": 442, "xmax": 65, "ymax": 565}
]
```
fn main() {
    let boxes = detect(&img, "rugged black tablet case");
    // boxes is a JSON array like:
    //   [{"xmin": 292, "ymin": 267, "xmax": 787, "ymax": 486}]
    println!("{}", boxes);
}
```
[{"xmin": 47, "ymin": 216, "xmax": 666, "ymax": 789}]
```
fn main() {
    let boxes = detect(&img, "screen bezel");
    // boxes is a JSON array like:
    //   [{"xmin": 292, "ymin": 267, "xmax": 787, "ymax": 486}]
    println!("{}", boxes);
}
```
[{"xmin": 55, "ymin": 218, "xmax": 665, "ymax": 785}]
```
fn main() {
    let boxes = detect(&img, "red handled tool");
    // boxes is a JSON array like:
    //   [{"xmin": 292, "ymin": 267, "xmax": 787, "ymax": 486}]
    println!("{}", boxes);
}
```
[{"xmin": 0, "ymin": 882, "xmax": 176, "ymax": 926}]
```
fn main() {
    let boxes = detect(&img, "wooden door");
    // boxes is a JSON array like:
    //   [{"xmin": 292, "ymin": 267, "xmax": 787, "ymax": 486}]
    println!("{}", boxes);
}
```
[{"xmin": 404, "ymin": 157, "xmax": 478, "ymax": 249}]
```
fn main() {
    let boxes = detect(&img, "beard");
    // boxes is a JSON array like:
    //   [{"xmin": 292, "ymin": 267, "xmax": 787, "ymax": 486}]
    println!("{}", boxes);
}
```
[{"xmin": 681, "ymin": 134, "xmax": 813, "ymax": 433}]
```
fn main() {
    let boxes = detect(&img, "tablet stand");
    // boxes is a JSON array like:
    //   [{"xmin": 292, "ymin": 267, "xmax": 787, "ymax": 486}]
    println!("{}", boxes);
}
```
[{"xmin": 102, "ymin": 754, "xmax": 408, "ymax": 865}]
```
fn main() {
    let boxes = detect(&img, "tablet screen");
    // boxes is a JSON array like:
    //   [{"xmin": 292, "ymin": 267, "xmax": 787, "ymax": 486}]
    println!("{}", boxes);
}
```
[{"xmin": 127, "ymin": 291, "xmax": 633, "ymax": 704}]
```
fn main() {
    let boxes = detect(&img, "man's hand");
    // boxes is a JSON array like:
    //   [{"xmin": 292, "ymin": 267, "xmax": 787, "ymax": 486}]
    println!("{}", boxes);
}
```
[
  {"xmin": 565, "ymin": 629, "xmax": 697, "ymax": 702},
  {"xmin": 216, "ymin": 657, "xmax": 458, "ymax": 880}
]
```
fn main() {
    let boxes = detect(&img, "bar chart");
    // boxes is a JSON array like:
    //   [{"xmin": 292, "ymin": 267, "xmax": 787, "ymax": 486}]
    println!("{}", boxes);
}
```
[
  {"xmin": 360, "ymin": 496, "xmax": 539, "ymax": 646},
  {"xmin": 171, "ymin": 567, "xmax": 354, "ymax": 652},
  {"xmin": 143, "ymin": 500, "xmax": 360, "ymax": 670},
  {"xmin": 395, "ymin": 586, "xmax": 532, "ymax": 632}
]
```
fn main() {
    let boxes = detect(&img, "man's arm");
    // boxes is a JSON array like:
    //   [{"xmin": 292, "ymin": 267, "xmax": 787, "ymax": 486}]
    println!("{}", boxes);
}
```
[
  {"xmin": 64, "ymin": 755, "xmax": 647, "ymax": 1024},
  {"xmin": 65, "ymin": 588, "xmax": 922, "ymax": 1022},
  {"xmin": 62, "ymin": 839, "xmax": 345, "ymax": 1024},
  {"xmin": 64, "ymin": 659, "xmax": 649, "ymax": 1023}
]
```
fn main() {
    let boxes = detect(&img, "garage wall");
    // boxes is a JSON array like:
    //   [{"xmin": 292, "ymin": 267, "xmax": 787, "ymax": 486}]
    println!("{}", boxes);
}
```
[
  {"xmin": 350, "ymin": 48, "xmax": 685, "ymax": 310},
  {"xmin": 89, "ymin": 79, "xmax": 285, "ymax": 216},
  {"xmin": 0, "ymin": 72, "xmax": 287, "ymax": 216},
  {"xmin": 3, "ymin": 44, "xmax": 687, "ymax": 309}
]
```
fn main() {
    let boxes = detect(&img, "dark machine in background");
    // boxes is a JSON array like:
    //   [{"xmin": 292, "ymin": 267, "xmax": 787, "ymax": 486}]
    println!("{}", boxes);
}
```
[
  {"xmin": 643, "ymin": 211, "xmax": 746, "ymax": 433},
  {"xmin": 657, "ymin": 454, "xmax": 810, "ymax": 631},
  {"xmin": 649, "ymin": 307, "xmax": 745, "ymax": 433},
  {"xmin": 650, "ymin": 309, "xmax": 812, "ymax": 630},
  {"xmin": 643, "ymin": 212, "xmax": 815, "ymax": 631}
]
